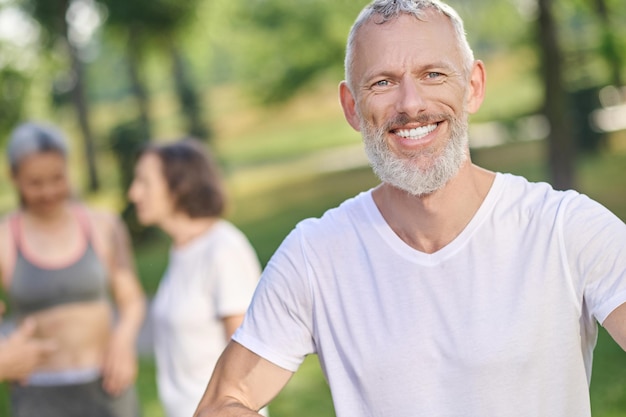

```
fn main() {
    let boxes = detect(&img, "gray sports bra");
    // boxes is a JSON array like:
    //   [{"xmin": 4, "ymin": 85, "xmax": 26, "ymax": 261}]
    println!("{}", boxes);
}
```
[{"xmin": 8, "ymin": 207, "xmax": 109, "ymax": 319}]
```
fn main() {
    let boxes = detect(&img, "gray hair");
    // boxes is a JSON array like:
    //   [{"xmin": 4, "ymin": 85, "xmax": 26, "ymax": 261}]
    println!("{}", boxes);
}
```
[
  {"xmin": 7, "ymin": 122, "xmax": 69, "ymax": 173},
  {"xmin": 344, "ymin": 0, "xmax": 475, "ymax": 92}
]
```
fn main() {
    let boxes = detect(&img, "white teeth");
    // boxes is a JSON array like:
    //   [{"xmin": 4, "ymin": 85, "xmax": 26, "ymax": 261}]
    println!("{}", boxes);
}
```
[{"xmin": 395, "ymin": 123, "xmax": 437, "ymax": 139}]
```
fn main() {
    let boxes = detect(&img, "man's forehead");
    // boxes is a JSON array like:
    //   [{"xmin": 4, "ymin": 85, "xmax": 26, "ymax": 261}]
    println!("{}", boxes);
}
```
[
  {"xmin": 353, "ymin": 11, "xmax": 455, "ymax": 51},
  {"xmin": 359, "ymin": 8, "xmax": 447, "ymax": 33}
]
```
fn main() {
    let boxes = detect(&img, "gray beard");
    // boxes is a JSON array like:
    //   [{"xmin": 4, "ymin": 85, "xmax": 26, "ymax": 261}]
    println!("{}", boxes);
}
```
[{"xmin": 361, "ymin": 112, "xmax": 469, "ymax": 196}]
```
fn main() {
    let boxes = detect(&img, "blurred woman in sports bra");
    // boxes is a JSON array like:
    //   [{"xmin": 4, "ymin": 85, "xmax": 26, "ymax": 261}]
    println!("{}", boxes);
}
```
[{"xmin": 0, "ymin": 121, "xmax": 146, "ymax": 417}]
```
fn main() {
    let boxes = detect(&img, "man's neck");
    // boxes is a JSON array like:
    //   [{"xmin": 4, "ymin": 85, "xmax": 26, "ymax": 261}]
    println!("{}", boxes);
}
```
[{"xmin": 372, "ymin": 162, "xmax": 495, "ymax": 254}]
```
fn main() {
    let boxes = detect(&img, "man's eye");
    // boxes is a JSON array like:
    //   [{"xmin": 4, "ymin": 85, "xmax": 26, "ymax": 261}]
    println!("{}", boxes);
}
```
[
  {"xmin": 374, "ymin": 80, "xmax": 390, "ymax": 87},
  {"xmin": 426, "ymin": 72, "xmax": 443, "ymax": 79}
]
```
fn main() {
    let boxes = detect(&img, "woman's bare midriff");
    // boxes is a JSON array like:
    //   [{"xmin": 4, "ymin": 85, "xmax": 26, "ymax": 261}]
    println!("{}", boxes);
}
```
[{"xmin": 28, "ymin": 300, "xmax": 113, "ymax": 371}]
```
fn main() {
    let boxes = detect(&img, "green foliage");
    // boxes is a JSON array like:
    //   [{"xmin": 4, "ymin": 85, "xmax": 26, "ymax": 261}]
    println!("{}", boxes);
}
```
[
  {"xmin": 0, "ymin": 67, "xmax": 29, "ymax": 142},
  {"xmin": 19, "ymin": 0, "xmax": 69, "ymax": 43},
  {"xmin": 108, "ymin": 119, "xmax": 158, "ymax": 243},
  {"xmin": 449, "ymin": 0, "xmax": 530, "ymax": 57},
  {"xmin": 109, "ymin": 119, "xmax": 148, "ymax": 190},
  {"xmin": 223, "ymin": 0, "xmax": 367, "ymax": 104},
  {"xmin": 551, "ymin": 0, "xmax": 626, "ymax": 89},
  {"xmin": 101, "ymin": 0, "xmax": 199, "ymax": 33}
]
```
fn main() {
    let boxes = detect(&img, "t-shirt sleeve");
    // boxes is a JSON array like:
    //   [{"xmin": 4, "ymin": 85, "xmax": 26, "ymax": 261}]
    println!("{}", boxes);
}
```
[
  {"xmin": 233, "ymin": 225, "xmax": 316, "ymax": 373},
  {"xmin": 213, "ymin": 231, "xmax": 262, "ymax": 318},
  {"xmin": 562, "ymin": 193, "xmax": 626, "ymax": 324}
]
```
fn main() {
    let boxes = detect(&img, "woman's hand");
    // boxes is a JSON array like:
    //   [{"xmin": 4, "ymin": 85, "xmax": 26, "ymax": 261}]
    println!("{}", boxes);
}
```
[
  {"xmin": 0, "ymin": 318, "xmax": 56, "ymax": 383},
  {"xmin": 101, "ymin": 331, "xmax": 137, "ymax": 396},
  {"xmin": 99, "ymin": 212, "xmax": 145, "ymax": 396}
]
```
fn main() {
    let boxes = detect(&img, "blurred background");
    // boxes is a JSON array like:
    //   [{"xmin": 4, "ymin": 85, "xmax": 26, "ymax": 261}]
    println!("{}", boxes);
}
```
[{"xmin": 1, "ymin": 0, "xmax": 625, "ymax": 415}]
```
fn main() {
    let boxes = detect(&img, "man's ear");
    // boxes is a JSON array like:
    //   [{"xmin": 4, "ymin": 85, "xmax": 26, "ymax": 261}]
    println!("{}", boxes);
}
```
[
  {"xmin": 466, "ymin": 60, "xmax": 486, "ymax": 114},
  {"xmin": 339, "ymin": 81, "xmax": 362, "ymax": 132}
]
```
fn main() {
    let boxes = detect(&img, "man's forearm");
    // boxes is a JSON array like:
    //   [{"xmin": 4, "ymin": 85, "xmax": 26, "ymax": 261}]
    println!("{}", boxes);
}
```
[{"xmin": 194, "ymin": 399, "xmax": 264, "ymax": 417}]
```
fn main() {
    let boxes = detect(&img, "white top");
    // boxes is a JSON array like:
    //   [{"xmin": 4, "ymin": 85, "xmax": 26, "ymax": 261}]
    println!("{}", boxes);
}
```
[
  {"xmin": 153, "ymin": 220, "xmax": 261, "ymax": 417},
  {"xmin": 234, "ymin": 173, "xmax": 626, "ymax": 417}
]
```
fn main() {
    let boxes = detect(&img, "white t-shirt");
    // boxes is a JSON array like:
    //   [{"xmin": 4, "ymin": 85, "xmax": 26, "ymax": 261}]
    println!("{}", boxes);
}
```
[
  {"xmin": 152, "ymin": 220, "xmax": 261, "ymax": 417},
  {"xmin": 234, "ymin": 173, "xmax": 626, "ymax": 417}
]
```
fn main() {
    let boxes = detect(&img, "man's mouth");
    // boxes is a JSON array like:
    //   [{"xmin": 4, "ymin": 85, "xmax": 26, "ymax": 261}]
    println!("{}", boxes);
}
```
[{"xmin": 392, "ymin": 122, "xmax": 439, "ymax": 140}]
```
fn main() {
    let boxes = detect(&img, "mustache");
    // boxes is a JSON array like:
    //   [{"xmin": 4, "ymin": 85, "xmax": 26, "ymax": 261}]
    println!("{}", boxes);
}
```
[{"xmin": 383, "ymin": 113, "xmax": 451, "ymax": 131}]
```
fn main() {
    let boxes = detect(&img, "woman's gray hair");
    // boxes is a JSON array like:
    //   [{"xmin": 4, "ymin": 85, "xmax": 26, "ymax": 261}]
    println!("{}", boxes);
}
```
[
  {"xmin": 7, "ymin": 122, "xmax": 69, "ymax": 173},
  {"xmin": 344, "ymin": 0, "xmax": 475, "ymax": 92}
]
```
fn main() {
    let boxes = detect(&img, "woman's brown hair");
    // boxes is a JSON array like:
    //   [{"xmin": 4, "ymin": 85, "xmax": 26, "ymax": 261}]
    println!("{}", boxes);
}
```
[{"xmin": 141, "ymin": 138, "xmax": 227, "ymax": 218}]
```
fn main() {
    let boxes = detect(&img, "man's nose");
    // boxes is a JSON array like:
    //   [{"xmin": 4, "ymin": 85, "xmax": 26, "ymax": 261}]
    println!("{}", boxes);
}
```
[{"xmin": 395, "ymin": 78, "xmax": 427, "ymax": 118}]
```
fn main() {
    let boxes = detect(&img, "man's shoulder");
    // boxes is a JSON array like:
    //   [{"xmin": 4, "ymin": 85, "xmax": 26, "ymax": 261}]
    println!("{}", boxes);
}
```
[
  {"xmin": 495, "ymin": 172, "xmax": 607, "ymax": 222},
  {"xmin": 275, "ymin": 190, "xmax": 375, "ymax": 255},
  {"xmin": 296, "ymin": 189, "xmax": 373, "ymax": 232},
  {"xmin": 497, "ymin": 172, "xmax": 579, "ymax": 204}
]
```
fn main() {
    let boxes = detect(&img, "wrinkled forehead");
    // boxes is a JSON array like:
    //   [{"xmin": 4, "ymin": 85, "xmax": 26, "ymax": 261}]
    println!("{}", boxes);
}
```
[
  {"xmin": 354, "ymin": 8, "xmax": 454, "ymax": 49},
  {"xmin": 350, "ymin": 12, "xmax": 460, "ymax": 75}
]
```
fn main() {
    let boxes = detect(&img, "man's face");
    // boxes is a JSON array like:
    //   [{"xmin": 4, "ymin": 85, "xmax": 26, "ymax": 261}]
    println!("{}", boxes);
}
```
[{"xmin": 340, "ymin": 12, "xmax": 484, "ymax": 196}]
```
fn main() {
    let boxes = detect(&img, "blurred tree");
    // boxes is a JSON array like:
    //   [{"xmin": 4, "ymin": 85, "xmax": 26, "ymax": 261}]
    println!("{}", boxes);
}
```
[
  {"xmin": 100, "ymin": 0, "xmax": 210, "ymax": 141},
  {"xmin": 99, "ymin": 0, "xmax": 151, "ymax": 140},
  {"xmin": 168, "ymin": 39, "xmax": 211, "ymax": 140},
  {"xmin": 0, "ymin": 67, "xmax": 30, "ymax": 140},
  {"xmin": 100, "ymin": 0, "xmax": 209, "ymax": 240},
  {"xmin": 537, "ymin": 0, "xmax": 576, "ymax": 190},
  {"xmin": 538, "ymin": 0, "xmax": 625, "ymax": 156},
  {"xmin": 591, "ymin": 0, "xmax": 623, "ymax": 88},
  {"xmin": 0, "ymin": 3, "xmax": 37, "ymax": 142},
  {"xmin": 19, "ymin": 0, "xmax": 101, "ymax": 191},
  {"xmin": 109, "ymin": 120, "xmax": 157, "ymax": 242},
  {"xmin": 224, "ymin": 0, "xmax": 366, "ymax": 104}
]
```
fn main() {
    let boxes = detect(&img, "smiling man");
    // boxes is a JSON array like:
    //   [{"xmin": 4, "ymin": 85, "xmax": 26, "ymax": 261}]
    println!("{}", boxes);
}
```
[{"xmin": 193, "ymin": 1, "xmax": 626, "ymax": 416}]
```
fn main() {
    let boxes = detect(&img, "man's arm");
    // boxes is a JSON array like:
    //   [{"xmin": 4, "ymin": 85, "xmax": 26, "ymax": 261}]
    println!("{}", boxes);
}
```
[
  {"xmin": 194, "ymin": 340, "xmax": 294, "ymax": 417},
  {"xmin": 603, "ymin": 302, "xmax": 626, "ymax": 350},
  {"xmin": 222, "ymin": 315, "xmax": 245, "ymax": 342}
]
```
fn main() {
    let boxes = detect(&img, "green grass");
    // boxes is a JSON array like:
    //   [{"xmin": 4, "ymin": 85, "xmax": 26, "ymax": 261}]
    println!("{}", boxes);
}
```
[
  {"xmin": 590, "ymin": 328, "xmax": 626, "ymax": 416},
  {"xmin": 137, "ymin": 360, "xmax": 165, "ymax": 417}
]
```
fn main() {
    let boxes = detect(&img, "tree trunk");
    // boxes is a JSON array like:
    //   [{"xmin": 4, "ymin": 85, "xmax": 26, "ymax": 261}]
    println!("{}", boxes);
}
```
[
  {"xmin": 45, "ymin": 0, "xmax": 99, "ymax": 192},
  {"xmin": 537, "ymin": 0, "xmax": 575, "ymax": 190},
  {"xmin": 68, "ymin": 44, "xmax": 100, "ymax": 191},
  {"xmin": 168, "ymin": 39, "xmax": 211, "ymax": 141},
  {"xmin": 126, "ymin": 24, "xmax": 152, "ymax": 140},
  {"xmin": 592, "ymin": 0, "xmax": 623, "ymax": 87}
]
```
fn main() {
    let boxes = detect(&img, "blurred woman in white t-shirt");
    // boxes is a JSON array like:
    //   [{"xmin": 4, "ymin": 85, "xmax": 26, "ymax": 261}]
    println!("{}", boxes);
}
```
[{"xmin": 129, "ymin": 139, "xmax": 266, "ymax": 417}]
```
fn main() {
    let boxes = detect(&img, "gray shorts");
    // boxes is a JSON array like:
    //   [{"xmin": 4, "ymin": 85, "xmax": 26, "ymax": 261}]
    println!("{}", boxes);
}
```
[{"xmin": 10, "ymin": 379, "xmax": 140, "ymax": 417}]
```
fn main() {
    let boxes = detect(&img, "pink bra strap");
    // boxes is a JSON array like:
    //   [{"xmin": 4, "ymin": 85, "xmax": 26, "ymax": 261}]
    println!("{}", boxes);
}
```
[
  {"xmin": 8, "ymin": 214, "xmax": 23, "ymax": 253},
  {"xmin": 72, "ymin": 205, "xmax": 93, "ymax": 242},
  {"xmin": 3, "ymin": 214, "xmax": 22, "ymax": 282}
]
